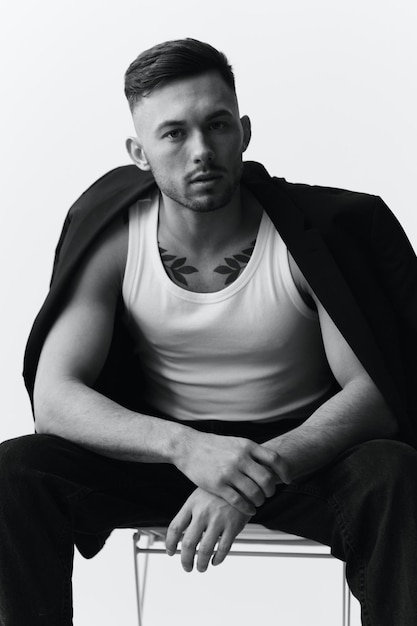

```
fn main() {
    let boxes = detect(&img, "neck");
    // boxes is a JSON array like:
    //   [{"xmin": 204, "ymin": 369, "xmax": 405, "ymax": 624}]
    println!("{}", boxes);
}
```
[{"xmin": 158, "ymin": 186, "xmax": 253, "ymax": 254}]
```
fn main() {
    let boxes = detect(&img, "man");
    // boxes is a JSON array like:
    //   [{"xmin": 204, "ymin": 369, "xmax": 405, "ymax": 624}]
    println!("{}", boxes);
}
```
[{"xmin": 1, "ymin": 38, "xmax": 417, "ymax": 625}]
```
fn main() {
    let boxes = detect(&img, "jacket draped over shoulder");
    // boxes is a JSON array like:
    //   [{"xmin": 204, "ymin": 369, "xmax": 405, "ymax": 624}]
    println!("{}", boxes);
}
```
[{"xmin": 24, "ymin": 161, "xmax": 417, "ymax": 444}]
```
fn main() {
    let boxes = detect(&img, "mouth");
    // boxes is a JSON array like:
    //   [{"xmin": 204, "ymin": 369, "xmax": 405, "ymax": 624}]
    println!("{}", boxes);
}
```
[{"xmin": 189, "ymin": 173, "xmax": 223, "ymax": 185}]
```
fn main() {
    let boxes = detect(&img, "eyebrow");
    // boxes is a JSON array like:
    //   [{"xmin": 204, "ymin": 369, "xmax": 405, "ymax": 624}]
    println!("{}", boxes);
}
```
[{"xmin": 155, "ymin": 109, "xmax": 234, "ymax": 133}]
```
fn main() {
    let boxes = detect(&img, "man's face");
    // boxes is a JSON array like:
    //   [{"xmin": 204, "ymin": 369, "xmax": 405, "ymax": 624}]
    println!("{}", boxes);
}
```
[{"xmin": 128, "ymin": 71, "xmax": 251, "ymax": 213}]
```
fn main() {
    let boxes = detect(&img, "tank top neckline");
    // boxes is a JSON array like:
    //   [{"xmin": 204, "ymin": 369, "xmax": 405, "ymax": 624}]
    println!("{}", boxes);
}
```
[{"xmin": 149, "ymin": 191, "xmax": 273, "ymax": 304}]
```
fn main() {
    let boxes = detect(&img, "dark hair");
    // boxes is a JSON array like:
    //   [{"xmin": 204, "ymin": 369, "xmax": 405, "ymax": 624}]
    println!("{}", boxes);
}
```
[{"xmin": 124, "ymin": 38, "xmax": 236, "ymax": 110}]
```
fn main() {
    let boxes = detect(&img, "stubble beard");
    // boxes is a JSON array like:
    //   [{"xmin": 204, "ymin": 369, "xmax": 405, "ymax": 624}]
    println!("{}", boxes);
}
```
[{"xmin": 151, "ymin": 163, "xmax": 243, "ymax": 214}]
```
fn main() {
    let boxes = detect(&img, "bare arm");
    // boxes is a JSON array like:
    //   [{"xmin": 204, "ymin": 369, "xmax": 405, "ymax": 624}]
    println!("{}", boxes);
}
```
[
  {"xmin": 262, "ymin": 255, "xmax": 398, "ymax": 483},
  {"xmin": 34, "ymin": 217, "xmax": 189, "ymax": 464},
  {"xmin": 34, "ymin": 217, "xmax": 282, "ymax": 514}
]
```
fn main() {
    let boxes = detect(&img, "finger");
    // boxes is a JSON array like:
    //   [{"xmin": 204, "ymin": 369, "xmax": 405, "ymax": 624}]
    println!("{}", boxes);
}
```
[
  {"xmin": 251, "ymin": 446, "xmax": 287, "ymax": 482},
  {"xmin": 212, "ymin": 531, "xmax": 235, "ymax": 567},
  {"xmin": 180, "ymin": 524, "xmax": 205, "ymax": 572},
  {"xmin": 221, "ymin": 485, "xmax": 256, "ymax": 516},
  {"xmin": 232, "ymin": 474, "xmax": 266, "ymax": 508},
  {"xmin": 166, "ymin": 508, "xmax": 192, "ymax": 556},
  {"xmin": 245, "ymin": 460, "xmax": 277, "ymax": 498},
  {"xmin": 196, "ymin": 529, "xmax": 221, "ymax": 573}
]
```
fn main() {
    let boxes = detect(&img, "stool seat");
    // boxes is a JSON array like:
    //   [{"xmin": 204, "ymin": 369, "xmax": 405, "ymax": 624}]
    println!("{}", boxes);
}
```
[{"xmin": 133, "ymin": 524, "xmax": 351, "ymax": 625}]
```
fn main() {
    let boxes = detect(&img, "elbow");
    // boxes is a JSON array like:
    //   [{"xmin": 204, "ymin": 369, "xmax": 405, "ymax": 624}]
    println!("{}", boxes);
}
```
[
  {"xmin": 349, "ymin": 377, "xmax": 399, "ymax": 440},
  {"xmin": 33, "ymin": 360, "xmax": 88, "ymax": 436},
  {"xmin": 33, "ymin": 380, "xmax": 65, "ymax": 436},
  {"xmin": 360, "ymin": 376, "xmax": 399, "ymax": 439},
  {"xmin": 33, "ymin": 375, "xmax": 86, "ymax": 437},
  {"xmin": 34, "ymin": 415, "xmax": 53, "ymax": 436},
  {"xmin": 33, "ymin": 394, "xmax": 55, "ymax": 435}
]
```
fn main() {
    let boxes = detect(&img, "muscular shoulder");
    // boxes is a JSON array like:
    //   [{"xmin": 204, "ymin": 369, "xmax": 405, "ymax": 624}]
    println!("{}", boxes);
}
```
[
  {"xmin": 34, "ymin": 215, "xmax": 129, "ymax": 397},
  {"xmin": 66, "ymin": 214, "xmax": 129, "ymax": 306}
]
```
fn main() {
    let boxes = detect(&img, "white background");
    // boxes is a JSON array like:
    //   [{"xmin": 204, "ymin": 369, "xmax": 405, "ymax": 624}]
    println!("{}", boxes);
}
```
[{"xmin": 1, "ymin": 0, "xmax": 416, "ymax": 624}]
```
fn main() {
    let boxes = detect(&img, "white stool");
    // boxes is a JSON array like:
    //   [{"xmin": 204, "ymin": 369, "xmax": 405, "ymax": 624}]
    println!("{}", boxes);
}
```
[{"xmin": 133, "ymin": 524, "xmax": 351, "ymax": 625}]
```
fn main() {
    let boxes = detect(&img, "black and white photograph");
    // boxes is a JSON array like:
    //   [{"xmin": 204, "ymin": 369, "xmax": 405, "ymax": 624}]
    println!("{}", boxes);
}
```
[{"xmin": 1, "ymin": 1, "xmax": 417, "ymax": 624}]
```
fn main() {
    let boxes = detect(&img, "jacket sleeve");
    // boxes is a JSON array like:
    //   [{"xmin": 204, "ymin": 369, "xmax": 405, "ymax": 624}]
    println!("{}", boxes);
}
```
[
  {"xmin": 370, "ymin": 196, "xmax": 417, "ymax": 424},
  {"xmin": 370, "ymin": 196, "xmax": 417, "ymax": 332}
]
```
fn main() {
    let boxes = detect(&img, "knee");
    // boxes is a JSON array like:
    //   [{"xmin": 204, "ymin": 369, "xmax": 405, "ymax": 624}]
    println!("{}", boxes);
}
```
[
  {"xmin": 350, "ymin": 439, "xmax": 417, "ymax": 494},
  {"xmin": 0, "ymin": 434, "xmax": 61, "ymax": 484}
]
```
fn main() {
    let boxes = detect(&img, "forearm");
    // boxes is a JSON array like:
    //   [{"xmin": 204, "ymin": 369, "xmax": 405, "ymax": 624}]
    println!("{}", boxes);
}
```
[
  {"xmin": 263, "ymin": 378, "xmax": 397, "ymax": 483},
  {"xmin": 34, "ymin": 378, "xmax": 193, "ymax": 464},
  {"xmin": 34, "ymin": 378, "xmax": 283, "ymax": 515}
]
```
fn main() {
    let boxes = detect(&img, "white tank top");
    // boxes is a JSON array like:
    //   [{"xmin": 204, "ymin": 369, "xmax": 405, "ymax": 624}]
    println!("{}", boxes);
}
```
[{"xmin": 122, "ymin": 190, "xmax": 336, "ymax": 422}]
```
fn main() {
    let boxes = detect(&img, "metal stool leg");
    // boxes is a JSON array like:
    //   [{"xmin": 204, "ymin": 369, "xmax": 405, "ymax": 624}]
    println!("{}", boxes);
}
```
[
  {"xmin": 342, "ymin": 561, "xmax": 351, "ymax": 626},
  {"xmin": 133, "ymin": 532, "xmax": 153, "ymax": 626}
]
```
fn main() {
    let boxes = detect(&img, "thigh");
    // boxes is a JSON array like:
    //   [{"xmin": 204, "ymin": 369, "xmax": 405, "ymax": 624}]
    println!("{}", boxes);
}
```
[
  {"xmin": 0, "ymin": 433, "xmax": 194, "ymax": 536},
  {"xmin": 253, "ymin": 438, "xmax": 417, "ymax": 558}
]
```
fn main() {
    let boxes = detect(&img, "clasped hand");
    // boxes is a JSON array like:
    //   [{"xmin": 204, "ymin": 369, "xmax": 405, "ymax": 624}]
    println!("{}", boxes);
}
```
[
  {"xmin": 165, "ymin": 487, "xmax": 252, "ymax": 573},
  {"xmin": 175, "ymin": 431, "xmax": 286, "ymax": 516}
]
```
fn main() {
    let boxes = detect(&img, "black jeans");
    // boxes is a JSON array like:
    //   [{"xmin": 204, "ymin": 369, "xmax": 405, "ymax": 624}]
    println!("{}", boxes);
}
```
[{"xmin": 1, "ymin": 419, "xmax": 417, "ymax": 625}]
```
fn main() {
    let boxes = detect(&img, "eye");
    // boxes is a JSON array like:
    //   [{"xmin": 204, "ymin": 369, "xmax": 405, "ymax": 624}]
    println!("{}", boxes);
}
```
[
  {"xmin": 163, "ymin": 129, "xmax": 185, "ymax": 140},
  {"xmin": 208, "ymin": 120, "xmax": 228, "ymax": 131}
]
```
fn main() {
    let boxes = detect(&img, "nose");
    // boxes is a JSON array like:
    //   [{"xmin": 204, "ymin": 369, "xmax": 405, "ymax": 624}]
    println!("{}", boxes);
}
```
[{"xmin": 190, "ymin": 131, "xmax": 215, "ymax": 165}]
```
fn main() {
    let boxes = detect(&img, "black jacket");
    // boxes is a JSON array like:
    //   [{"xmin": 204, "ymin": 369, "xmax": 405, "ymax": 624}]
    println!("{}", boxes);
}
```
[
  {"xmin": 23, "ymin": 161, "xmax": 417, "ymax": 557},
  {"xmin": 24, "ymin": 161, "xmax": 417, "ymax": 442}
]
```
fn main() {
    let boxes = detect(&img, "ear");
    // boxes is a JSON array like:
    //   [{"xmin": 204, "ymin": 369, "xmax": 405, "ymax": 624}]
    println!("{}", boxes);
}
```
[
  {"xmin": 240, "ymin": 115, "xmax": 252, "ymax": 153},
  {"xmin": 125, "ymin": 136, "xmax": 151, "ymax": 171}
]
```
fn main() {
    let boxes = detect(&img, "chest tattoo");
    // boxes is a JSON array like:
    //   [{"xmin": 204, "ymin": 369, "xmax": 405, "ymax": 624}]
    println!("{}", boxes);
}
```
[
  {"xmin": 213, "ymin": 240, "xmax": 256, "ymax": 285},
  {"xmin": 158, "ymin": 246, "xmax": 199, "ymax": 286},
  {"xmin": 158, "ymin": 240, "xmax": 256, "ymax": 287}
]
